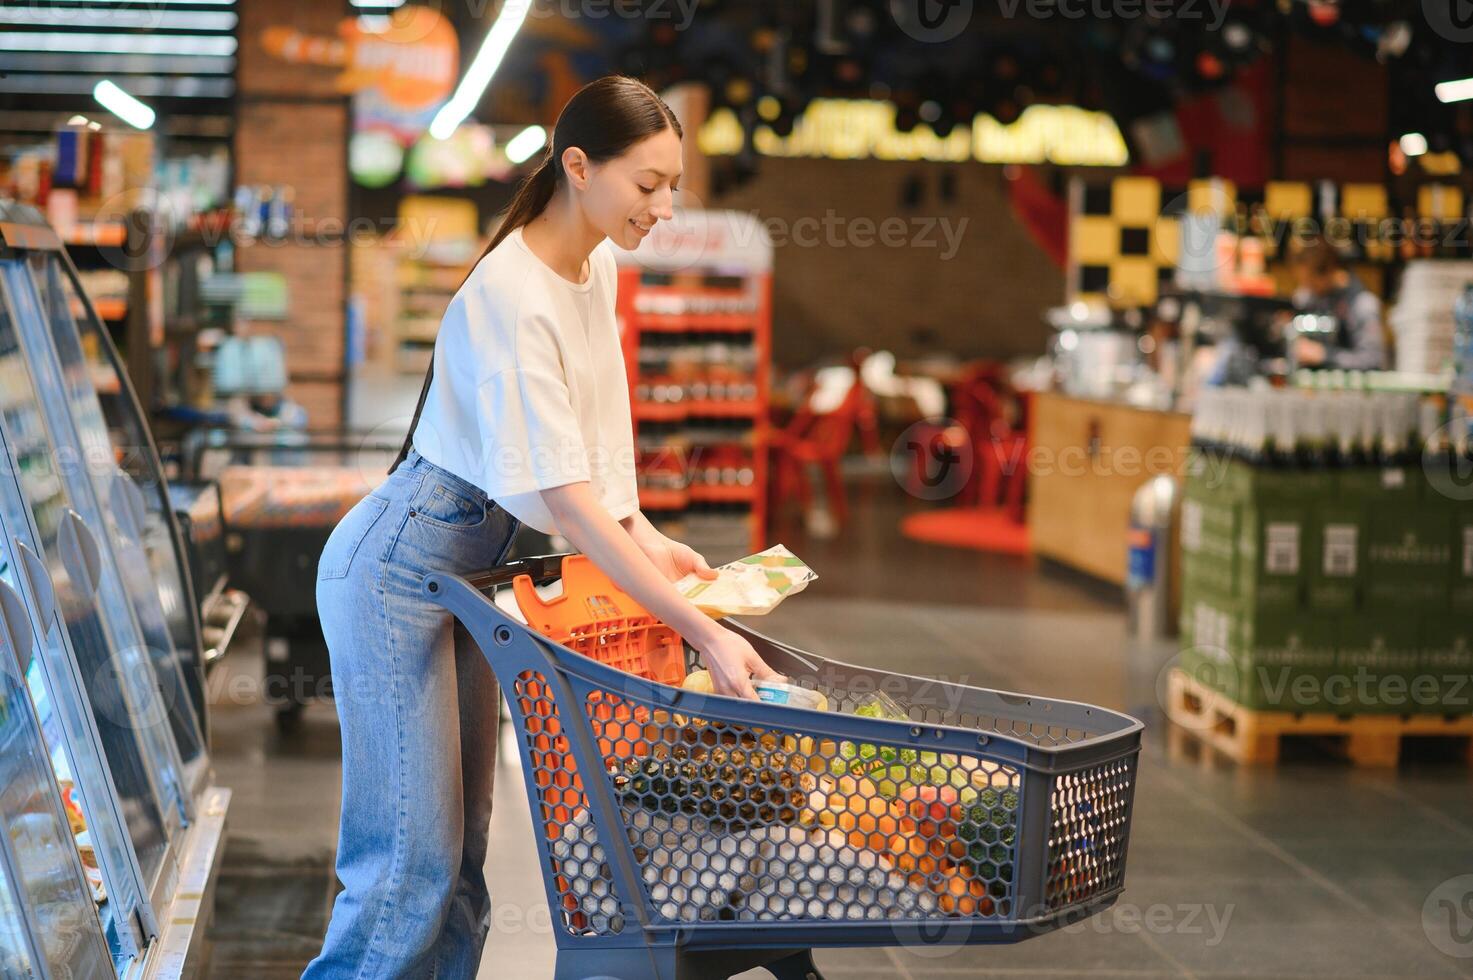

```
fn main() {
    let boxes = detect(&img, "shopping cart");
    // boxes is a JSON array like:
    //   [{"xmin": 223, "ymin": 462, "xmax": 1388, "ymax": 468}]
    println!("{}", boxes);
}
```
[{"xmin": 424, "ymin": 556, "xmax": 1143, "ymax": 980}]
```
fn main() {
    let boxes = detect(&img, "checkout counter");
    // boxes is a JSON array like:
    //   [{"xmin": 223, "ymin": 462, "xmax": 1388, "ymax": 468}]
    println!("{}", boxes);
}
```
[
  {"xmin": 1026, "ymin": 305, "xmax": 1191, "ymax": 585},
  {"xmin": 1027, "ymin": 392, "xmax": 1191, "ymax": 585}
]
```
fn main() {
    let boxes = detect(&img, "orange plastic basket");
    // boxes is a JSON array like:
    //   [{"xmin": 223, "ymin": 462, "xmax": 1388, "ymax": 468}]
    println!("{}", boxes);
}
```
[
  {"xmin": 511, "ymin": 554, "xmax": 687, "ymax": 863},
  {"xmin": 511, "ymin": 553, "xmax": 687, "ymax": 687}
]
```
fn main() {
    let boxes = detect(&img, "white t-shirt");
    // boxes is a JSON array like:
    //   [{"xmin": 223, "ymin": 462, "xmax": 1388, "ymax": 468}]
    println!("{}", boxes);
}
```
[{"xmin": 411, "ymin": 226, "xmax": 638, "ymax": 535}]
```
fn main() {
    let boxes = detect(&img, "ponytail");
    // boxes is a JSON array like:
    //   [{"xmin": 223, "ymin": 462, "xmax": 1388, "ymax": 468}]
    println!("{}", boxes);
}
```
[{"xmin": 465, "ymin": 153, "xmax": 559, "ymax": 282}]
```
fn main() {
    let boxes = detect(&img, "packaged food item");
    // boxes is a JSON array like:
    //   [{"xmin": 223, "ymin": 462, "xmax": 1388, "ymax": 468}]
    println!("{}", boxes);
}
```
[
  {"xmin": 681, "ymin": 670, "xmax": 714, "ymax": 694},
  {"xmin": 852, "ymin": 690, "xmax": 908, "ymax": 721},
  {"xmin": 674, "ymin": 545, "xmax": 817, "ymax": 616},
  {"xmin": 58, "ymin": 779, "xmax": 87, "ymax": 837},
  {"xmin": 753, "ymin": 680, "xmax": 829, "ymax": 712},
  {"xmin": 75, "ymin": 832, "xmax": 106, "ymax": 903}
]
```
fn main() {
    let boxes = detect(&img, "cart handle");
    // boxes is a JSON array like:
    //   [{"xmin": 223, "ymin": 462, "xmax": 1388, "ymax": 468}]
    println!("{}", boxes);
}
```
[{"xmin": 460, "ymin": 553, "xmax": 569, "ymax": 593}]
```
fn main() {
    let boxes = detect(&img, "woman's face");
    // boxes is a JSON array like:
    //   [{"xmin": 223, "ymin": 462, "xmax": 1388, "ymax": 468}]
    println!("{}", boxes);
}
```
[{"xmin": 580, "ymin": 126, "xmax": 683, "ymax": 249}]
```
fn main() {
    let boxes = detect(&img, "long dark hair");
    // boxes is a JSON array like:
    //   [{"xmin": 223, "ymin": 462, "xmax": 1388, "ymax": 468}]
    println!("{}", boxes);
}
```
[
  {"xmin": 477, "ymin": 74, "xmax": 682, "ymax": 265},
  {"xmin": 389, "ymin": 75, "xmax": 682, "ymax": 475}
]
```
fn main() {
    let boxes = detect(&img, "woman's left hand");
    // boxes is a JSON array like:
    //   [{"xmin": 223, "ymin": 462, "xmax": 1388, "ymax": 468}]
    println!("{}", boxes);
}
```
[{"xmin": 632, "ymin": 527, "xmax": 718, "ymax": 583}]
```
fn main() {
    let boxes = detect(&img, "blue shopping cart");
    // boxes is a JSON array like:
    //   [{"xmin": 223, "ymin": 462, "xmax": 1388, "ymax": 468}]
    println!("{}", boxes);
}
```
[{"xmin": 424, "ymin": 556, "xmax": 1143, "ymax": 980}]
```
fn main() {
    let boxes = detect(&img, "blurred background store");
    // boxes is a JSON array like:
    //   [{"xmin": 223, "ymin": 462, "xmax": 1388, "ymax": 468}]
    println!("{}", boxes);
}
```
[{"xmin": 2, "ymin": 1, "xmax": 1473, "ymax": 978}]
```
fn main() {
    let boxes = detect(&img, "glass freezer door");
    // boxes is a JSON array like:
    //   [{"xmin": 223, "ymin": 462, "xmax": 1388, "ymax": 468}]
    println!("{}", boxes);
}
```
[
  {"xmin": 11, "ymin": 256, "xmax": 206, "ymax": 793},
  {"xmin": 0, "ymin": 576, "xmax": 113, "ymax": 978},
  {"xmin": 38, "ymin": 254, "xmax": 207, "ymax": 744},
  {"xmin": 0, "ymin": 288, "xmax": 177, "ymax": 925},
  {"xmin": 0, "ymin": 501, "xmax": 147, "ymax": 971},
  {"xmin": 0, "ymin": 828, "xmax": 40, "ymax": 979}
]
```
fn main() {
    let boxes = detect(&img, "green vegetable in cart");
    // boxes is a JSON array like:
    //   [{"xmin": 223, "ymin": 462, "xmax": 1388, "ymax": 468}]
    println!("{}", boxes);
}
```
[{"xmin": 953, "ymin": 787, "xmax": 1019, "ymax": 891}]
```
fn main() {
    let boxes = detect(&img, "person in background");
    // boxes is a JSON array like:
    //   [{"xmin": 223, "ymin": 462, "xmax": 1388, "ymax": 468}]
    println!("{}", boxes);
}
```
[{"xmin": 1287, "ymin": 240, "xmax": 1387, "ymax": 371}]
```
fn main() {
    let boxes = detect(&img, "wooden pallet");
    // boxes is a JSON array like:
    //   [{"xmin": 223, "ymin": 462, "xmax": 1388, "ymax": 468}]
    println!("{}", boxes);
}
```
[{"xmin": 1165, "ymin": 669, "xmax": 1473, "ymax": 768}]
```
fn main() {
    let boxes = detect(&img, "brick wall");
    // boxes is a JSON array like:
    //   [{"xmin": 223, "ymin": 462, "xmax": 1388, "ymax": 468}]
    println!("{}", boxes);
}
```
[
  {"xmin": 232, "ymin": 239, "xmax": 346, "ymax": 376},
  {"xmin": 236, "ymin": 0, "xmax": 343, "ymax": 98},
  {"xmin": 234, "ymin": 102, "xmax": 347, "ymax": 223},
  {"xmin": 710, "ymin": 157, "xmax": 1064, "ymax": 368},
  {"xmin": 233, "ymin": 0, "xmax": 349, "ymax": 427}
]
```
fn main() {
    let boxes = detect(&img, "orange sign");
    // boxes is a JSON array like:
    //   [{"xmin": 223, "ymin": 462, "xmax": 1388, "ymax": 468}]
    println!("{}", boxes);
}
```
[{"xmin": 263, "ymin": 5, "xmax": 458, "ymax": 111}]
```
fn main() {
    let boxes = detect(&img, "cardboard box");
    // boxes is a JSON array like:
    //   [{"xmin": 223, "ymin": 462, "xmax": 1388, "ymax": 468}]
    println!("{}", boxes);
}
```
[
  {"xmin": 1180, "ymin": 593, "xmax": 1334, "ymax": 711},
  {"xmin": 1335, "ymin": 616, "xmax": 1423, "ymax": 715},
  {"xmin": 1237, "ymin": 607, "xmax": 1337, "ymax": 712},
  {"xmin": 1418, "ymin": 619, "xmax": 1473, "ymax": 715},
  {"xmin": 1236, "ymin": 505, "xmax": 1308, "ymax": 610},
  {"xmin": 1183, "ymin": 551, "xmax": 1236, "ymax": 600},
  {"xmin": 1306, "ymin": 504, "xmax": 1364, "ymax": 612},
  {"xmin": 1451, "ymin": 513, "xmax": 1473, "ymax": 613},
  {"xmin": 1365, "ymin": 507, "xmax": 1452, "ymax": 609},
  {"xmin": 1337, "ymin": 465, "xmax": 1419, "ymax": 502}
]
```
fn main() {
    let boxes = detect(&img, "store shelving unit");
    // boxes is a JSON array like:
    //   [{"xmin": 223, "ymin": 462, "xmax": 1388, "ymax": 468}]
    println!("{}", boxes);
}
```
[
  {"xmin": 392, "ymin": 196, "xmax": 480, "ymax": 374},
  {"xmin": 613, "ymin": 209, "xmax": 772, "ymax": 558},
  {"xmin": 63, "ymin": 213, "xmax": 162, "ymax": 410},
  {"xmin": 395, "ymin": 240, "xmax": 472, "ymax": 373}
]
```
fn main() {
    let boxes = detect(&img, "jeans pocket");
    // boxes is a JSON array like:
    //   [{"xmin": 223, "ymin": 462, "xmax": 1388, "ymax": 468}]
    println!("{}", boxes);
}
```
[
  {"xmin": 412, "ymin": 483, "xmax": 487, "ymax": 530},
  {"xmin": 318, "ymin": 495, "xmax": 390, "ymax": 581}
]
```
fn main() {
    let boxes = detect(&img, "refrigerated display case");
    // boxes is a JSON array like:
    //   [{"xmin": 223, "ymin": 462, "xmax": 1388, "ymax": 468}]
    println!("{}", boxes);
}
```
[
  {"xmin": 59, "ymin": 251, "xmax": 212, "ymax": 727},
  {"xmin": 2, "ymin": 253, "xmax": 208, "ymax": 796},
  {"xmin": 0, "ymin": 849, "xmax": 38, "ymax": 979},
  {"xmin": 0, "ymin": 200, "xmax": 229, "ymax": 977},
  {"xmin": 0, "ymin": 570, "xmax": 114, "ymax": 979}
]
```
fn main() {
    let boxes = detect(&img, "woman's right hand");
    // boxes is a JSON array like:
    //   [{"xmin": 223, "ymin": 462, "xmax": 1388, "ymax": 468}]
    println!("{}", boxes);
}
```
[{"xmin": 693, "ymin": 626, "xmax": 782, "ymax": 700}]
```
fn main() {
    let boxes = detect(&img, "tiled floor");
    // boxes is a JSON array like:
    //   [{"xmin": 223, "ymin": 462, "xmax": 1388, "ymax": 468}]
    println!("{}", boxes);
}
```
[{"xmin": 199, "ymin": 370, "xmax": 1473, "ymax": 978}]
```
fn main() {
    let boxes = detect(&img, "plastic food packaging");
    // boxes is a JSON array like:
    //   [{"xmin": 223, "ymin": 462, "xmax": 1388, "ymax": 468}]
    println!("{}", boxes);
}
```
[
  {"xmin": 851, "ymin": 690, "xmax": 908, "ymax": 721},
  {"xmin": 674, "ymin": 545, "xmax": 817, "ymax": 616},
  {"xmin": 754, "ymin": 680, "xmax": 829, "ymax": 712}
]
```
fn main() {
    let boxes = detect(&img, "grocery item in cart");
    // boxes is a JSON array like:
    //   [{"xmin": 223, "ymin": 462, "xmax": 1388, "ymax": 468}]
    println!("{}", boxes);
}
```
[
  {"xmin": 552, "ymin": 806, "xmax": 943, "ymax": 926},
  {"xmin": 753, "ymin": 679, "xmax": 829, "ymax": 712},
  {"xmin": 674, "ymin": 545, "xmax": 816, "ymax": 616}
]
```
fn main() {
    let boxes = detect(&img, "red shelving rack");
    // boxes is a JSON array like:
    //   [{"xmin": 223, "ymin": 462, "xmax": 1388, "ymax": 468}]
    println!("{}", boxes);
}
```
[{"xmin": 613, "ymin": 209, "xmax": 772, "ymax": 558}]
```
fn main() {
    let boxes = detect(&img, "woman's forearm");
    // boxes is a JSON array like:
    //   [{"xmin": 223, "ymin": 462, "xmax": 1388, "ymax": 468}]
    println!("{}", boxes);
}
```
[
  {"xmin": 618, "ymin": 508, "xmax": 664, "ymax": 547},
  {"xmin": 543, "ymin": 482, "xmax": 720, "ymax": 645}
]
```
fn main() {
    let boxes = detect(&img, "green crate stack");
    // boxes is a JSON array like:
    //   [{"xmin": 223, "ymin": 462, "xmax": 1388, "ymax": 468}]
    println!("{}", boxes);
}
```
[{"xmin": 1179, "ymin": 450, "xmax": 1470, "ymax": 715}]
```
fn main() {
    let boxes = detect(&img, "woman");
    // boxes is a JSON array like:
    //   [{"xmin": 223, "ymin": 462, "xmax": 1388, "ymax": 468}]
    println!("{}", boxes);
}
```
[{"xmin": 306, "ymin": 76, "xmax": 779, "ymax": 978}]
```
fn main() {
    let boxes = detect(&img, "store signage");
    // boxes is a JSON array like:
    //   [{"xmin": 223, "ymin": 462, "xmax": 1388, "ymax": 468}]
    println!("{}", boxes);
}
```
[
  {"xmin": 263, "ymin": 5, "xmax": 459, "ymax": 147},
  {"xmin": 612, "ymin": 209, "xmax": 773, "ymax": 273},
  {"xmin": 699, "ymin": 100, "xmax": 1128, "ymax": 167}
]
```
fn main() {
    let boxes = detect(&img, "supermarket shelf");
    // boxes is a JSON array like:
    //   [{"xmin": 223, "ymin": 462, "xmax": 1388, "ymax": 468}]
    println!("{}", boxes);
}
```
[
  {"xmin": 90, "ymin": 298, "xmax": 128, "ymax": 321},
  {"xmin": 637, "ymin": 487, "xmax": 689, "ymax": 510},
  {"xmin": 634, "ymin": 400, "xmax": 763, "ymax": 421},
  {"xmin": 688, "ymin": 483, "xmax": 757, "ymax": 503},
  {"xmin": 617, "ymin": 223, "xmax": 770, "ymax": 554},
  {"xmin": 61, "ymin": 222, "xmax": 127, "ymax": 247},
  {"xmin": 633, "ymin": 285, "xmax": 755, "ymax": 302},
  {"xmin": 631, "ymin": 313, "xmax": 761, "ymax": 332}
]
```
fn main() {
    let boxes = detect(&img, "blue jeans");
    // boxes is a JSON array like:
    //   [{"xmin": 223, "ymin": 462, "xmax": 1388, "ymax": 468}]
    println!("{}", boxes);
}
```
[{"xmin": 304, "ymin": 450, "xmax": 519, "ymax": 979}]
